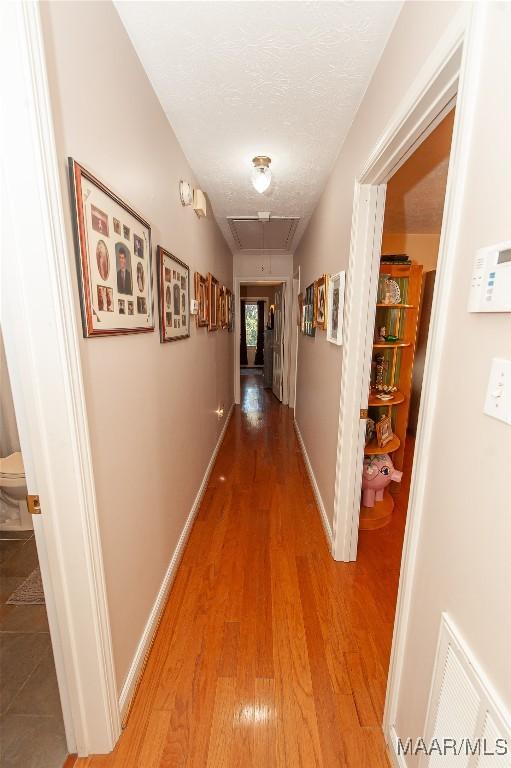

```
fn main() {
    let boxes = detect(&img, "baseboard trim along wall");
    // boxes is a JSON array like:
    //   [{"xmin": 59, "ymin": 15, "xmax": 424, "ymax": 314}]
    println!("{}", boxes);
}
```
[
  {"xmin": 387, "ymin": 726, "xmax": 408, "ymax": 768},
  {"xmin": 118, "ymin": 403, "xmax": 235, "ymax": 720},
  {"xmin": 294, "ymin": 419, "xmax": 333, "ymax": 548}
]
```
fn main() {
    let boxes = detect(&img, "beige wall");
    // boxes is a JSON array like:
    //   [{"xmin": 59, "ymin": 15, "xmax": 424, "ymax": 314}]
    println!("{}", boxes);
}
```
[
  {"xmin": 240, "ymin": 285, "xmax": 277, "ymax": 302},
  {"xmin": 295, "ymin": 0, "xmax": 510, "ymax": 751},
  {"xmin": 294, "ymin": 1, "xmax": 462, "ymax": 526},
  {"xmin": 381, "ymin": 233, "xmax": 440, "ymax": 272},
  {"xmin": 41, "ymin": 1, "xmax": 233, "ymax": 691},
  {"xmin": 395, "ymin": 2, "xmax": 511, "ymax": 749}
]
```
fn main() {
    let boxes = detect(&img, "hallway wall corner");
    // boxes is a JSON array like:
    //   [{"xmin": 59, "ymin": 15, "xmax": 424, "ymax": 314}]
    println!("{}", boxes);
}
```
[{"xmin": 294, "ymin": 419, "xmax": 333, "ymax": 550}]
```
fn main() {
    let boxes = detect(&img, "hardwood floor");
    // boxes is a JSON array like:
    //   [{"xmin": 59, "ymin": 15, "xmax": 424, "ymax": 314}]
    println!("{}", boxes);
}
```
[{"xmin": 79, "ymin": 374, "xmax": 409, "ymax": 767}]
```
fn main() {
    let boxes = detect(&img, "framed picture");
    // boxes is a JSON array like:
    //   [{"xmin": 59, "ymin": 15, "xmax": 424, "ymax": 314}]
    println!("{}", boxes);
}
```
[
  {"xmin": 226, "ymin": 289, "xmax": 234, "ymax": 332},
  {"xmin": 327, "ymin": 271, "xmax": 345, "ymax": 345},
  {"xmin": 314, "ymin": 274, "xmax": 328, "ymax": 330},
  {"xmin": 304, "ymin": 283, "xmax": 315, "ymax": 337},
  {"xmin": 297, "ymin": 292, "xmax": 304, "ymax": 328},
  {"xmin": 208, "ymin": 273, "xmax": 219, "ymax": 331},
  {"xmin": 194, "ymin": 272, "xmax": 208, "ymax": 327},
  {"xmin": 157, "ymin": 246, "xmax": 190, "ymax": 342},
  {"xmin": 219, "ymin": 285, "xmax": 228, "ymax": 329},
  {"xmin": 376, "ymin": 414, "xmax": 394, "ymax": 448},
  {"xmin": 68, "ymin": 158, "xmax": 154, "ymax": 337}
]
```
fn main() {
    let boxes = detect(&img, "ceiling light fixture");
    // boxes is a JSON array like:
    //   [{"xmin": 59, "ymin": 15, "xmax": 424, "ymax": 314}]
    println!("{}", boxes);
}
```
[{"xmin": 251, "ymin": 156, "xmax": 272, "ymax": 194}]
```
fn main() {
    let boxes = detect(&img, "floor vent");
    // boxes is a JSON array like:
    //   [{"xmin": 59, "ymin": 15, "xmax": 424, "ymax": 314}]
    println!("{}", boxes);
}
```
[{"xmin": 423, "ymin": 614, "xmax": 510, "ymax": 767}]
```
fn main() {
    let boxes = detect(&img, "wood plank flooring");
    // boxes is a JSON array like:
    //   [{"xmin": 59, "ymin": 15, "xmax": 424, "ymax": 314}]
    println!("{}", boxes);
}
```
[{"xmin": 79, "ymin": 373, "xmax": 409, "ymax": 767}]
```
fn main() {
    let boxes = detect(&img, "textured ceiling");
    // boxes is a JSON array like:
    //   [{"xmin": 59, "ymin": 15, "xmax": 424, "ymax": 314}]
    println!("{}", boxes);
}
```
[
  {"xmin": 115, "ymin": 1, "xmax": 402, "ymax": 252},
  {"xmin": 384, "ymin": 110, "xmax": 455, "ymax": 234}
]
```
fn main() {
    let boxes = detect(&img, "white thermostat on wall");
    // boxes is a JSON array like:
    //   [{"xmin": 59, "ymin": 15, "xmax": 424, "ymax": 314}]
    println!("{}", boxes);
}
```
[{"xmin": 468, "ymin": 240, "xmax": 511, "ymax": 312}]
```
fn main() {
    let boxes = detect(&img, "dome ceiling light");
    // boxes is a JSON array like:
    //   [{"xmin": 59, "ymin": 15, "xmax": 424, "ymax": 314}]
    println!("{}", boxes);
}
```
[{"xmin": 251, "ymin": 156, "xmax": 272, "ymax": 194}]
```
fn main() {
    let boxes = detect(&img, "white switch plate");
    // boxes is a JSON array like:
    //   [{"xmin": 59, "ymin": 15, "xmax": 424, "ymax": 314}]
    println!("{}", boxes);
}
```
[{"xmin": 484, "ymin": 358, "xmax": 511, "ymax": 425}]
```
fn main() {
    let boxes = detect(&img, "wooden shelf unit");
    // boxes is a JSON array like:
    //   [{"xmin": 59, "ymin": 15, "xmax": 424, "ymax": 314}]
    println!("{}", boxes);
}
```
[
  {"xmin": 364, "ymin": 435, "xmax": 401, "ymax": 456},
  {"xmin": 368, "ymin": 390, "xmax": 405, "ymax": 407},
  {"xmin": 373, "ymin": 341, "xmax": 410, "ymax": 348},
  {"xmin": 360, "ymin": 492, "xmax": 394, "ymax": 530},
  {"xmin": 361, "ymin": 262, "xmax": 423, "ymax": 530}
]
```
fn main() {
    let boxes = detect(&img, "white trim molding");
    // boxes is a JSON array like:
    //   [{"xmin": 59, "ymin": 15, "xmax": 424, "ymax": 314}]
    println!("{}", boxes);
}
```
[
  {"xmin": 119, "ymin": 404, "xmax": 234, "ymax": 718},
  {"xmin": 331, "ymin": 183, "xmax": 386, "ymax": 562},
  {"xmin": 233, "ymin": 275, "xmax": 291, "ymax": 406},
  {"xmin": 387, "ymin": 725, "xmax": 408, "ymax": 768},
  {"xmin": 1, "ymin": 3, "xmax": 120, "ymax": 754},
  {"xmin": 294, "ymin": 420, "xmax": 333, "ymax": 548}
]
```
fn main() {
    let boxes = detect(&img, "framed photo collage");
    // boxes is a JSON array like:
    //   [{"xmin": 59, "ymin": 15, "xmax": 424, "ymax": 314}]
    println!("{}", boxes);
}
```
[{"xmin": 68, "ymin": 158, "xmax": 233, "ymax": 342}]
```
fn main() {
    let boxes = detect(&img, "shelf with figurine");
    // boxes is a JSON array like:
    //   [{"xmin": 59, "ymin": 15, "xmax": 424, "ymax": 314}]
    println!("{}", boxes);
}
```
[
  {"xmin": 360, "ymin": 261, "xmax": 423, "ymax": 530},
  {"xmin": 368, "ymin": 389, "xmax": 404, "ymax": 407}
]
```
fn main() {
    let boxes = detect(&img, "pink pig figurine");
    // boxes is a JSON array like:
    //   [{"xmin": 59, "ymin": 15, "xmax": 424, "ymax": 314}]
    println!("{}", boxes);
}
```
[{"xmin": 361, "ymin": 454, "xmax": 402, "ymax": 507}]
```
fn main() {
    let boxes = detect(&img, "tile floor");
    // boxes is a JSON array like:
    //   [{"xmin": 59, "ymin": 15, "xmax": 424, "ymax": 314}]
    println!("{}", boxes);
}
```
[{"xmin": 0, "ymin": 531, "xmax": 67, "ymax": 768}]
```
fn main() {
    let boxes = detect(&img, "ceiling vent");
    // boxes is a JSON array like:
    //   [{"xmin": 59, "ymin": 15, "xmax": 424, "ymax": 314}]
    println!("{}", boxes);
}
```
[{"xmin": 227, "ymin": 216, "xmax": 299, "ymax": 251}]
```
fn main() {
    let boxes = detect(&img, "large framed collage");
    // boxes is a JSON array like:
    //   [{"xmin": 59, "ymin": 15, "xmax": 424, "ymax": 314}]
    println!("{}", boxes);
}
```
[
  {"xmin": 68, "ymin": 158, "xmax": 154, "ymax": 337},
  {"xmin": 68, "ymin": 157, "xmax": 233, "ymax": 345}
]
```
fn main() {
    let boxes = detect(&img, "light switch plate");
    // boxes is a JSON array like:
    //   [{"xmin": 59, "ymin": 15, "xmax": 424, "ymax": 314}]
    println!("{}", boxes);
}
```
[{"xmin": 484, "ymin": 358, "xmax": 511, "ymax": 425}]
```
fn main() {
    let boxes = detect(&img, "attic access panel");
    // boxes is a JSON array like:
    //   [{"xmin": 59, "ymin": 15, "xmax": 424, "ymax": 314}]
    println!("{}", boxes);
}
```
[{"xmin": 228, "ymin": 217, "xmax": 299, "ymax": 250}]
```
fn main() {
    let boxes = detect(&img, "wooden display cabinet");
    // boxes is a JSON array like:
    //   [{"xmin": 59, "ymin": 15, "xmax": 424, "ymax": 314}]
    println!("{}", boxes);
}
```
[{"xmin": 360, "ymin": 262, "xmax": 423, "ymax": 530}]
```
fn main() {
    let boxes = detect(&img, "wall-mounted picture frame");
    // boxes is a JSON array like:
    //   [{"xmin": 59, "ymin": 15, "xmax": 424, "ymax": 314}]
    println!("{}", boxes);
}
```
[
  {"xmin": 297, "ymin": 292, "xmax": 303, "ymax": 328},
  {"xmin": 376, "ymin": 414, "xmax": 394, "ymax": 448},
  {"xmin": 194, "ymin": 272, "xmax": 208, "ymax": 327},
  {"xmin": 157, "ymin": 246, "xmax": 190, "ymax": 342},
  {"xmin": 208, "ymin": 273, "xmax": 219, "ymax": 331},
  {"xmin": 304, "ymin": 283, "xmax": 315, "ymax": 337},
  {"xmin": 68, "ymin": 158, "xmax": 154, "ymax": 337},
  {"xmin": 226, "ymin": 288, "xmax": 234, "ymax": 332},
  {"xmin": 219, "ymin": 285, "xmax": 228, "ymax": 329},
  {"xmin": 314, "ymin": 274, "xmax": 328, "ymax": 330},
  {"xmin": 327, "ymin": 271, "xmax": 345, "ymax": 345}
]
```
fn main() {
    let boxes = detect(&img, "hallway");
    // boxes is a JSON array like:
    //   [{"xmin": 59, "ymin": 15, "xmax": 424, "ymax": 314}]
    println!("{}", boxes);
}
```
[{"xmin": 79, "ymin": 374, "xmax": 406, "ymax": 767}]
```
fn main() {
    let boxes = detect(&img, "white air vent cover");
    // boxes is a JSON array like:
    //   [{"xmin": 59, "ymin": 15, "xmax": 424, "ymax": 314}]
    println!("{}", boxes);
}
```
[
  {"xmin": 228, "ymin": 217, "xmax": 299, "ymax": 251},
  {"xmin": 422, "ymin": 614, "xmax": 511, "ymax": 767}
]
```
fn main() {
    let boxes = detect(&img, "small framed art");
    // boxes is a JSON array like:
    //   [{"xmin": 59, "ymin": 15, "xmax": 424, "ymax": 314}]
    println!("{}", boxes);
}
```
[
  {"xmin": 208, "ymin": 273, "xmax": 219, "ymax": 331},
  {"xmin": 226, "ymin": 289, "xmax": 234, "ymax": 332},
  {"xmin": 297, "ymin": 292, "xmax": 303, "ymax": 328},
  {"xmin": 376, "ymin": 414, "xmax": 394, "ymax": 448},
  {"xmin": 219, "ymin": 285, "xmax": 228, "ymax": 329},
  {"xmin": 157, "ymin": 247, "xmax": 190, "ymax": 342},
  {"xmin": 314, "ymin": 274, "xmax": 328, "ymax": 330},
  {"xmin": 68, "ymin": 158, "xmax": 154, "ymax": 337},
  {"xmin": 304, "ymin": 283, "xmax": 315, "ymax": 337},
  {"xmin": 194, "ymin": 272, "xmax": 208, "ymax": 327},
  {"xmin": 327, "ymin": 271, "xmax": 345, "ymax": 345}
]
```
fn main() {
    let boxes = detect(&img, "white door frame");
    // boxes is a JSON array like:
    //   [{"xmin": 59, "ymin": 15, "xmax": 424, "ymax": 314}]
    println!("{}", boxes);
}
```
[
  {"xmin": 1, "ymin": 3, "xmax": 120, "ymax": 755},
  {"xmin": 240, "ymin": 297, "xmax": 269, "ymax": 366},
  {"xmin": 327, "ymin": 2, "xmax": 486, "ymax": 754},
  {"xmin": 289, "ymin": 266, "xmax": 301, "ymax": 409},
  {"xmin": 234, "ymin": 276, "xmax": 291, "ymax": 405}
]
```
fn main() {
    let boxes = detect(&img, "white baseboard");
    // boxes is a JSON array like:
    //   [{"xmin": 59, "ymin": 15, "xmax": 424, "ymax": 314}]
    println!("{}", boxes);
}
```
[
  {"xmin": 118, "ymin": 403, "xmax": 234, "ymax": 718},
  {"xmin": 387, "ymin": 725, "xmax": 408, "ymax": 768},
  {"xmin": 293, "ymin": 419, "xmax": 333, "ymax": 548}
]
